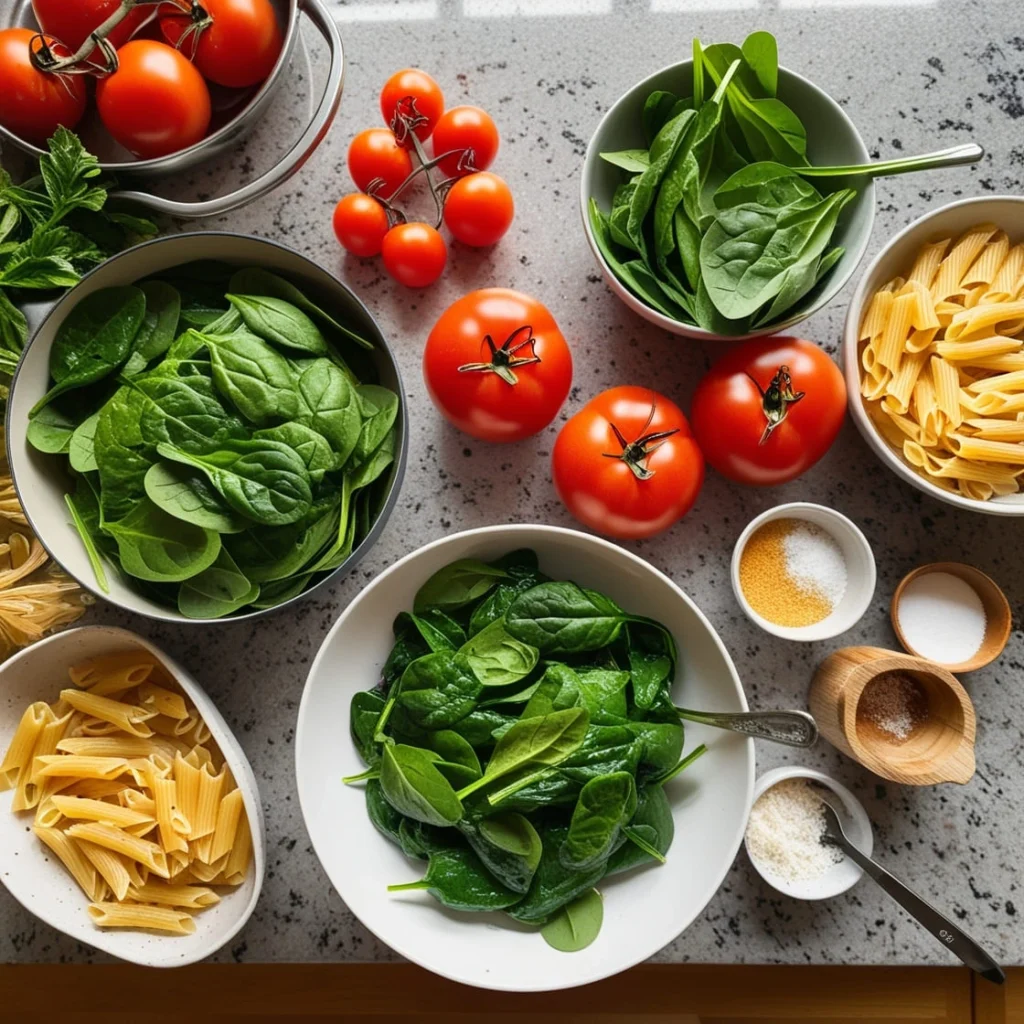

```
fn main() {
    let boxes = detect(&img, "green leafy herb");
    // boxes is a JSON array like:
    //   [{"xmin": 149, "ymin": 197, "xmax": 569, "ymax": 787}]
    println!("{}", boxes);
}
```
[{"xmin": 541, "ymin": 888, "xmax": 603, "ymax": 952}]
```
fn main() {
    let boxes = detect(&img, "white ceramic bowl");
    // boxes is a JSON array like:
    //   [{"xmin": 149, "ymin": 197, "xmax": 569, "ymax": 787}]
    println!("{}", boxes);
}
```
[
  {"xmin": 0, "ymin": 626, "xmax": 265, "ymax": 967},
  {"xmin": 731, "ymin": 502, "xmax": 876, "ymax": 642},
  {"xmin": 296, "ymin": 524, "xmax": 755, "ymax": 992},
  {"xmin": 746, "ymin": 766, "xmax": 873, "ymax": 900},
  {"xmin": 843, "ymin": 195, "xmax": 1024, "ymax": 515},
  {"xmin": 581, "ymin": 61, "xmax": 875, "ymax": 341}
]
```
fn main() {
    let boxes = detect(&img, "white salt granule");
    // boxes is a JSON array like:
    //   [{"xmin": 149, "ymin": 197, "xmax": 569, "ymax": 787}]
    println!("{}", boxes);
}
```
[
  {"xmin": 781, "ymin": 523, "xmax": 848, "ymax": 609},
  {"xmin": 746, "ymin": 778, "xmax": 843, "ymax": 884},
  {"xmin": 896, "ymin": 571, "xmax": 986, "ymax": 665}
]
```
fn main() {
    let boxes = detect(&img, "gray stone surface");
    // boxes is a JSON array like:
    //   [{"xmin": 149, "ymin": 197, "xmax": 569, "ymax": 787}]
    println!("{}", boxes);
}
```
[{"xmin": 2, "ymin": 0, "xmax": 1022, "ymax": 969}]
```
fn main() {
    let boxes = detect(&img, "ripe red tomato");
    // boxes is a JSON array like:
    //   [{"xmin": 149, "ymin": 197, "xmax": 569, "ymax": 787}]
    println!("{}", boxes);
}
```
[
  {"xmin": 31, "ymin": 0, "xmax": 150, "ymax": 54},
  {"xmin": 553, "ymin": 386, "xmax": 704, "ymax": 539},
  {"xmin": 424, "ymin": 288, "xmax": 572, "ymax": 443},
  {"xmin": 0, "ymin": 30, "xmax": 86, "ymax": 146},
  {"xmin": 160, "ymin": 0, "xmax": 282, "ymax": 88},
  {"xmin": 430, "ymin": 105, "xmax": 499, "ymax": 178},
  {"xmin": 380, "ymin": 68, "xmax": 444, "ymax": 147},
  {"xmin": 381, "ymin": 223, "xmax": 447, "ymax": 288},
  {"xmin": 347, "ymin": 128, "xmax": 413, "ymax": 198},
  {"xmin": 689, "ymin": 337, "xmax": 846, "ymax": 487},
  {"xmin": 443, "ymin": 172, "xmax": 514, "ymax": 247},
  {"xmin": 95, "ymin": 40, "xmax": 211, "ymax": 159},
  {"xmin": 333, "ymin": 193, "xmax": 389, "ymax": 258}
]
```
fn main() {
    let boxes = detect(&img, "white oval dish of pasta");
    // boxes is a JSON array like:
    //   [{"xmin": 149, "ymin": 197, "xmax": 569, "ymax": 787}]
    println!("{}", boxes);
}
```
[
  {"xmin": 0, "ymin": 626, "xmax": 264, "ymax": 967},
  {"xmin": 844, "ymin": 196, "xmax": 1024, "ymax": 514}
]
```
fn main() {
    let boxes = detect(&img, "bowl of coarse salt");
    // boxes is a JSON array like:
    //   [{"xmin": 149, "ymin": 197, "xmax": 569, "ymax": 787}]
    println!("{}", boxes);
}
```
[
  {"xmin": 745, "ymin": 767, "xmax": 873, "ymax": 900},
  {"xmin": 731, "ymin": 503, "xmax": 876, "ymax": 642},
  {"xmin": 891, "ymin": 563, "xmax": 1012, "ymax": 674}
]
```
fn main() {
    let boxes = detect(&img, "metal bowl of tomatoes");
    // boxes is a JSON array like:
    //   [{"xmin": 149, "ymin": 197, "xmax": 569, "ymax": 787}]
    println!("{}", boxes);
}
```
[{"xmin": 0, "ymin": 0, "xmax": 344, "ymax": 218}]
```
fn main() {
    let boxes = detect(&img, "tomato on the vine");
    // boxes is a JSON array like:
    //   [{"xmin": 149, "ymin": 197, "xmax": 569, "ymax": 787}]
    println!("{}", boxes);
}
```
[
  {"xmin": 380, "ymin": 68, "xmax": 444, "ymax": 147},
  {"xmin": 553, "ymin": 386, "xmax": 704, "ymax": 540},
  {"xmin": 443, "ymin": 172, "xmax": 514, "ymax": 247},
  {"xmin": 381, "ymin": 223, "xmax": 447, "ymax": 288},
  {"xmin": 0, "ymin": 29, "xmax": 86, "ymax": 146},
  {"xmin": 347, "ymin": 128, "xmax": 412, "ymax": 198},
  {"xmin": 689, "ymin": 337, "xmax": 846, "ymax": 487},
  {"xmin": 95, "ymin": 40, "xmax": 210, "ymax": 159},
  {"xmin": 430, "ymin": 105, "xmax": 499, "ymax": 178},
  {"xmin": 160, "ymin": 0, "xmax": 282, "ymax": 89},
  {"xmin": 424, "ymin": 288, "xmax": 572, "ymax": 443},
  {"xmin": 333, "ymin": 193, "xmax": 389, "ymax": 258},
  {"xmin": 31, "ymin": 0, "xmax": 151, "ymax": 55}
]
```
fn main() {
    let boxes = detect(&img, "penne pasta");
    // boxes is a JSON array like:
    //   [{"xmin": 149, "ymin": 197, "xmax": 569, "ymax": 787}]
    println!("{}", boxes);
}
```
[
  {"xmin": 207, "ymin": 788, "xmax": 244, "ymax": 864},
  {"xmin": 60, "ymin": 689, "xmax": 157, "ymax": 739},
  {"xmin": 76, "ymin": 840, "xmax": 134, "ymax": 901},
  {"xmin": 152, "ymin": 776, "xmax": 190, "ymax": 853},
  {"xmin": 33, "ymin": 826, "xmax": 104, "ymax": 902},
  {"xmin": 137, "ymin": 681, "xmax": 189, "ymax": 721},
  {"xmin": 1, "ymin": 702, "xmax": 51, "ymax": 788},
  {"xmin": 66, "ymin": 822, "xmax": 171, "ymax": 878},
  {"xmin": 69, "ymin": 652, "xmax": 158, "ymax": 694},
  {"xmin": 50, "ymin": 796, "xmax": 154, "ymax": 831},
  {"xmin": 33, "ymin": 755, "xmax": 128, "ymax": 780},
  {"xmin": 88, "ymin": 902, "xmax": 196, "ymax": 935},
  {"xmin": 126, "ymin": 882, "xmax": 220, "ymax": 909}
]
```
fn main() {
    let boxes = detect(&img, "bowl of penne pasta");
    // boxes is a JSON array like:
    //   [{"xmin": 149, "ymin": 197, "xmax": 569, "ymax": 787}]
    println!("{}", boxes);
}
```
[
  {"xmin": 0, "ymin": 625, "xmax": 264, "ymax": 966},
  {"xmin": 843, "ymin": 196, "xmax": 1024, "ymax": 513}
]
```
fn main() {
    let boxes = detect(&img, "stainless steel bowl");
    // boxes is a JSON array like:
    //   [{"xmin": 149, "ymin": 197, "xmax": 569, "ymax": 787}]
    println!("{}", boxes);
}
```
[
  {"xmin": 1, "ymin": 0, "xmax": 344, "ymax": 218},
  {"xmin": 4, "ymin": 232, "xmax": 408, "ymax": 624}
]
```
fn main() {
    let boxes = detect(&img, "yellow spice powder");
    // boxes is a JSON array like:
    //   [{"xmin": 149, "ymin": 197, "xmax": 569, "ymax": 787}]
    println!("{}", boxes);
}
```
[{"xmin": 738, "ymin": 519, "xmax": 832, "ymax": 627}]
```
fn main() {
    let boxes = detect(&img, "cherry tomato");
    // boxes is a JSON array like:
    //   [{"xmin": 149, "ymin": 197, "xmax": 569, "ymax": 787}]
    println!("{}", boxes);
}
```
[
  {"xmin": 381, "ymin": 223, "xmax": 447, "ymax": 288},
  {"xmin": 424, "ymin": 288, "xmax": 572, "ymax": 443},
  {"xmin": 430, "ymin": 105, "xmax": 499, "ymax": 177},
  {"xmin": 31, "ymin": 0, "xmax": 151, "ymax": 55},
  {"xmin": 347, "ymin": 128, "xmax": 413, "ymax": 198},
  {"xmin": 0, "ymin": 30, "xmax": 86, "ymax": 146},
  {"xmin": 380, "ymin": 68, "xmax": 444, "ymax": 147},
  {"xmin": 333, "ymin": 193, "xmax": 389, "ymax": 258},
  {"xmin": 689, "ymin": 337, "xmax": 846, "ymax": 487},
  {"xmin": 443, "ymin": 172, "xmax": 514, "ymax": 248},
  {"xmin": 95, "ymin": 40, "xmax": 210, "ymax": 159},
  {"xmin": 160, "ymin": 0, "xmax": 282, "ymax": 89},
  {"xmin": 553, "ymin": 386, "xmax": 704, "ymax": 540}
]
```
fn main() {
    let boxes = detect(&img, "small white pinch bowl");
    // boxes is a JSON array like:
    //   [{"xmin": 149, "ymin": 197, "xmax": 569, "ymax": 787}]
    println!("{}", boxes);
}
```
[
  {"xmin": 746, "ymin": 766, "xmax": 873, "ymax": 900},
  {"xmin": 731, "ymin": 502, "xmax": 876, "ymax": 642},
  {"xmin": 0, "ymin": 625, "xmax": 265, "ymax": 967}
]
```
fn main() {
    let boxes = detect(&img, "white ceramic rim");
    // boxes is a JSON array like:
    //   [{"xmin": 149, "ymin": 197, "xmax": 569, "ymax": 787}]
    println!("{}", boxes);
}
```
[
  {"xmin": 295, "ymin": 523, "xmax": 755, "ymax": 992},
  {"xmin": 730, "ymin": 502, "xmax": 876, "ymax": 642},
  {"xmin": 0, "ymin": 625, "xmax": 266, "ymax": 966},
  {"xmin": 842, "ymin": 194, "xmax": 1024, "ymax": 516},
  {"xmin": 580, "ymin": 61, "xmax": 875, "ymax": 341},
  {"xmin": 746, "ymin": 766, "xmax": 873, "ymax": 900}
]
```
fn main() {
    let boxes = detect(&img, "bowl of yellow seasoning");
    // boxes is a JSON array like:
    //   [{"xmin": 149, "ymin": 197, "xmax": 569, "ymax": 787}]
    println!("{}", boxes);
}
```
[{"xmin": 731, "ymin": 503, "xmax": 876, "ymax": 642}]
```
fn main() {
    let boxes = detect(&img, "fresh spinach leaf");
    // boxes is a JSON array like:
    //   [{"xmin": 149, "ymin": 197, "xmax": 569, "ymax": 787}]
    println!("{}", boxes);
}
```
[
  {"xmin": 541, "ymin": 888, "xmax": 603, "ymax": 952},
  {"xmin": 177, "ymin": 547, "xmax": 258, "ymax": 618},
  {"xmin": 413, "ymin": 558, "xmax": 509, "ymax": 614},
  {"xmin": 505, "ymin": 581, "xmax": 627, "ymax": 653},
  {"xmin": 26, "ymin": 405, "xmax": 74, "ymax": 454},
  {"xmin": 379, "ymin": 743, "xmax": 464, "ymax": 827},
  {"xmin": 395, "ymin": 650, "xmax": 483, "ymax": 730},
  {"xmin": 227, "ymin": 293, "xmax": 329, "ymax": 355},
  {"xmin": 144, "ymin": 461, "xmax": 250, "ymax": 534},
  {"xmin": 459, "ymin": 618, "xmax": 539, "ymax": 687},
  {"xmin": 560, "ymin": 771, "xmax": 637, "ymax": 871},
  {"xmin": 388, "ymin": 840, "xmax": 522, "ymax": 911},
  {"xmin": 64, "ymin": 491, "xmax": 110, "ymax": 593}
]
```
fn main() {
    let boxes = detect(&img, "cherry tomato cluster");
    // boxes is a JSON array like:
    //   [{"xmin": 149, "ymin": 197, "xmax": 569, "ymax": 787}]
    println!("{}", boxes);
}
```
[
  {"xmin": 333, "ymin": 68, "xmax": 514, "ymax": 288},
  {"xmin": 0, "ymin": 0, "xmax": 282, "ymax": 158},
  {"xmin": 423, "ymin": 291, "xmax": 846, "ymax": 539}
]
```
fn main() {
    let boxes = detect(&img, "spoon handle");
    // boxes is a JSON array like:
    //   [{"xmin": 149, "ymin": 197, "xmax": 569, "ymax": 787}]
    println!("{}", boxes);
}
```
[
  {"xmin": 833, "ymin": 834, "xmax": 1005, "ymax": 983},
  {"xmin": 798, "ymin": 143, "xmax": 984, "ymax": 179},
  {"xmin": 674, "ymin": 708, "xmax": 818, "ymax": 748}
]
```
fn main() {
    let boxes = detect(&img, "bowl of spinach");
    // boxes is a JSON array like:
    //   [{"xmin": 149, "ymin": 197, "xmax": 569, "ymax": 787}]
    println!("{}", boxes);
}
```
[
  {"xmin": 296, "ymin": 524, "xmax": 754, "ymax": 991},
  {"xmin": 5, "ymin": 232, "xmax": 405, "ymax": 622},
  {"xmin": 581, "ymin": 32, "xmax": 877, "ymax": 340}
]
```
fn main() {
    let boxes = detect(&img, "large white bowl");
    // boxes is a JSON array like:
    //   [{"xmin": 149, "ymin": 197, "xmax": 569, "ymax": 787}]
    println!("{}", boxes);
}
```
[
  {"xmin": 296, "ymin": 524, "xmax": 754, "ymax": 992},
  {"xmin": 0, "ymin": 626, "xmax": 265, "ymax": 967},
  {"xmin": 581, "ymin": 61, "xmax": 875, "ymax": 341},
  {"xmin": 842, "ymin": 195, "xmax": 1024, "ymax": 515}
]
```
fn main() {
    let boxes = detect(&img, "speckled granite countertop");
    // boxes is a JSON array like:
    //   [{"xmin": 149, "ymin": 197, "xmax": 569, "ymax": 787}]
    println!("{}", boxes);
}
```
[{"xmin": 3, "ymin": 0, "xmax": 1022, "ymax": 969}]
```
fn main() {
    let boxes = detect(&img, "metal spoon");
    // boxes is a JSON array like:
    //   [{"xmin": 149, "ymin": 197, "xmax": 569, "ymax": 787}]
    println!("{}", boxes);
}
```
[
  {"xmin": 796, "ymin": 143, "xmax": 984, "ymax": 179},
  {"xmin": 675, "ymin": 707, "xmax": 818, "ymax": 748},
  {"xmin": 816, "ymin": 795, "xmax": 1005, "ymax": 984}
]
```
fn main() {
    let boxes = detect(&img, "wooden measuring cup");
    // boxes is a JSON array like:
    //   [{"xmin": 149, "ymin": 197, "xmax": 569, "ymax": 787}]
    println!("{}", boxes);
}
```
[{"xmin": 809, "ymin": 646, "xmax": 976, "ymax": 785}]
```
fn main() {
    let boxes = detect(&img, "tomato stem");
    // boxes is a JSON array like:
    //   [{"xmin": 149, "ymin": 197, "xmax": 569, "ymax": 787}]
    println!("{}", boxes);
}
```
[
  {"xmin": 457, "ymin": 325, "xmax": 540, "ymax": 386},
  {"xmin": 749, "ymin": 365, "xmax": 805, "ymax": 445},
  {"xmin": 602, "ymin": 402, "xmax": 679, "ymax": 481}
]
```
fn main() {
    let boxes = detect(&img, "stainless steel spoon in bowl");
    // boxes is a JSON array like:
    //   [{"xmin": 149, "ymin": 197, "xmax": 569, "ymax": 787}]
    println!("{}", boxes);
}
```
[
  {"xmin": 817, "ymin": 796, "xmax": 1005, "ymax": 984},
  {"xmin": 675, "ymin": 707, "xmax": 818, "ymax": 748}
]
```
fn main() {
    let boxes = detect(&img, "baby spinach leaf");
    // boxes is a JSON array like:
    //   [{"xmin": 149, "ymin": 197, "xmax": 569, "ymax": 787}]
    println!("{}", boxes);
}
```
[
  {"xmin": 227, "ymin": 293, "xmax": 329, "ymax": 355},
  {"xmin": 458, "ymin": 811, "xmax": 541, "ymax": 894},
  {"xmin": 379, "ymin": 743, "xmax": 463, "ymax": 827},
  {"xmin": 541, "ymin": 888, "xmax": 603, "ymax": 952},
  {"xmin": 642, "ymin": 89, "xmax": 681, "ymax": 146},
  {"xmin": 449, "ymin": 709, "xmax": 515, "ymax": 749},
  {"xmin": 365, "ymin": 778, "xmax": 404, "ymax": 848},
  {"xmin": 350, "ymin": 385, "xmax": 400, "ymax": 470},
  {"xmin": 177, "ymin": 547, "xmax": 258, "ymax": 619},
  {"xmin": 599, "ymin": 149, "xmax": 650, "ymax": 173},
  {"xmin": 156, "ymin": 438, "xmax": 313, "ymax": 527},
  {"xmin": 388, "ymin": 840, "xmax": 521, "ymax": 911},
  {"xmin": 605, "ymin": 783, "xmax": 675, "ymax": 876},
  {"xmin": 26, "ymin": 405, "xmax": 74, "ymax": 453},
  {"xmin": 427, "ymin": 730, "xmax": 481, "ymax": 775},
  {"xmin": 561, "ymin": 771, "xmax": 637, "ymax": 871},
  {"xmin": 391, "ymin": 611, "xmax": 457, "ymax": 653},
  {"xmin": 351, "ymin": 690, "xmax": 387, "ymax": 766},
  {"xmin": 713, "ymin": 161, "xmax": 822, "ymax": 210},
  {"xmin": 413, "ymin": 558, "xmax": 509, "ymax": 614},
  {"xmin": 204, "ymin": 329, "xmax": 300, "ymax": 425},
  {"xmin": 505, "ymin": 581, "xmax": 627, "ymax": 653},
  {"xmin": 64, "ymin": 491, "xmax": 109, "ymax": 594},
  {"xmin": 627, "ymin": 620, "xmax": 675, "ymax": 709},
  {"xmin": 296, "ymin": 359, "xmax": 362, "ymax": 466},
  {"xmin": 103, "ymin": 497, "xmax": 221, "ymax": 583},
  {"xmin": 459, "ymin": 618, "xmax": 539, "ymax": 688},
  {"xmin": 68, "ymin": 412, "xmax": 99, "ymax": 472},
  {"xmin": 627, "ymin": 720, "xmax": 684, "ymax": 776},
  {"xmin": 478, "ymin": 678, "xmax": 543, "ymax": 708},
  {"xmin": 521, "ymin": 664, "xmax": 582, "ymax": 719},
  {"xmin": 395, "ymin": 650, "xmax": 483, "ymax": 730},
  {"xmin": 124, "ymin": 280, "xmax": 180, "ymax": 374},
  {"xmin": 32, "ymin": 286, "xmax": 144, "ymax": 413},
  {"xmin": 740, "ymin": 30, "xmax": 778, "ymax": 97},
  {"xmin": 144, "ymin": 461, "xmax": 249, "ymax": 534},
  {"xmin": 254, "ymin": 421, "xmax": 335, "ymax": 481}
]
